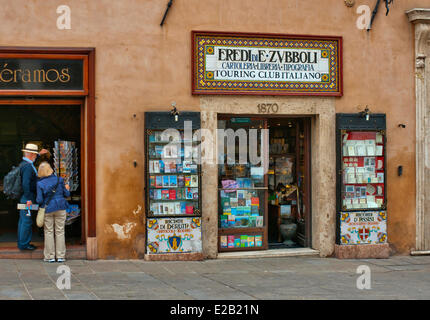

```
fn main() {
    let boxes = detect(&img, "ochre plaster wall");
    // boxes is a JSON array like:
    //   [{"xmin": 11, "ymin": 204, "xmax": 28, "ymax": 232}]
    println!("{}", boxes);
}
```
[{"xmin": 0, "ymin": 0, "xmax": 425, "ymax": 258}]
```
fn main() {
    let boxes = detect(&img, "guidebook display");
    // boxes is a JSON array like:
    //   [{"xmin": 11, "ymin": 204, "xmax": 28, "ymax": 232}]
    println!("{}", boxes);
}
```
[
  {"xmin": 52, "ymin": 140, "xmax": 81, "ymax": 225},
  {"xmin": 341, "ymin": 131, "xmax": 385, "ymax": 210},
  {"xmin": 53, "ymin": 140, "xmax": 79, "ymax": 192},
  {"xmin": 220, "ymin": 234, "xmax": 264, "ymax": 249},
  {"xmin": 219, "ymin": 188, "xmax": 264, "ymax": 229},
  {"xmin": 146, "ymin": 130, "xmax": 201, "ymax": 217},
  {"xmin": 338, "ymin": 128, "xmax": 387, "ymax": 245}
]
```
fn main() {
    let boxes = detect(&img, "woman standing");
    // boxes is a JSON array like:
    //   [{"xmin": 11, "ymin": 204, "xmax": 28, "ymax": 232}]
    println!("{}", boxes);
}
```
[{"xmin": 36, "ymin": 162, "xmax": 70, "ymax": 263}]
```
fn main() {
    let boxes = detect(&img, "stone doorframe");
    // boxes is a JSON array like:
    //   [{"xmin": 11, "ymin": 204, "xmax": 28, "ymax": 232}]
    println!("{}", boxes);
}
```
[
  {"xmin": 407, "ymin": 8, "xmax": 430, "ymax": 252},
  {"xmin": 199, "ymin": 96, "xmax": 337, "ymax": 258}
]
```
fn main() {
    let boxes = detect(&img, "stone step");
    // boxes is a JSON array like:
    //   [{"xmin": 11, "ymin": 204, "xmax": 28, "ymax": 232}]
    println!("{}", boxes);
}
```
[
  {"xmin": 217, "ymin": 248, "xmax": 320, "ymax": 259},
  {"xmin": 0, "ymin": 245, "xmax": 86, "ymax": 259}
]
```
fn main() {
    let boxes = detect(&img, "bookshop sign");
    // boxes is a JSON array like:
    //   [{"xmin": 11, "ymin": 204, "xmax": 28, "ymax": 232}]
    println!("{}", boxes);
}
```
[
  {"xmin": 192, "ymin": 31, "xmax": 342, "ymax": 96},
  {"xmin": 147, "ymin": 218, "xmax": 202, "ymax": 254}
]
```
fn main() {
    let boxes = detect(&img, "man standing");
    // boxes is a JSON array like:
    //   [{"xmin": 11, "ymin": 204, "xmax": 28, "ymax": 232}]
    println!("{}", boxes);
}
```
[{"xmin": 17, "ymin": 143, "xmax": 48, "ymax": 250}]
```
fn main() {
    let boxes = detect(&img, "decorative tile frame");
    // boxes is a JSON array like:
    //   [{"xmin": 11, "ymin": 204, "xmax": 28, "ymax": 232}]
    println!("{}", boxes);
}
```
[
  {"xmin": 339, "ymin": 211, "xmax": 387, "ymax": 245},
  {"xmin": 192, "ymin": 31, "xmax": 343, "ymax": 96}
]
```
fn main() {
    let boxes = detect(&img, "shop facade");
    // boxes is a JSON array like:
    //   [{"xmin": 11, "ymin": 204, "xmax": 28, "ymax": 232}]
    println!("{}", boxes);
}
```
[{"xmin": 0, "ymin": 0, "xmax": 429, "ymax": 260}]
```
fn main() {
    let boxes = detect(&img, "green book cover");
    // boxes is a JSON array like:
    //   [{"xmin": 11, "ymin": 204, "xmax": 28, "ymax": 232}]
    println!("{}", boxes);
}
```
[{"xmin": 240, "ymin": 235, "xmax": 248, "ymax": 248}]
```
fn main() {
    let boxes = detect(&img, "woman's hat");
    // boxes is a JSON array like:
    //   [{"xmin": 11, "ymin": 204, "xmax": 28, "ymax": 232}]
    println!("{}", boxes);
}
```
[{"xmin": 22, "ymin": 143, "xmax": 39, "ymax": 154}]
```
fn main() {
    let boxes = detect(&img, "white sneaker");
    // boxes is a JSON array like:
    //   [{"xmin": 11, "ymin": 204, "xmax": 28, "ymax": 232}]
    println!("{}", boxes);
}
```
[
  {"xmin": 44, "ymin": 258, "xmax": 56, "ymax": 263},
  {"xmin": 57, "ymin": 258, "xmax": 66, "ymax": 263}
]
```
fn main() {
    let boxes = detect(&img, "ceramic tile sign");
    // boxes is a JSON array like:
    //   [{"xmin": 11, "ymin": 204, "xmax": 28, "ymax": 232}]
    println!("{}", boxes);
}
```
[
  {"xmin": 340, "ymin": 211, "xmax": 387, "ymax": 245},
  {"xmin": 147, "ymin": 217, "xmax": 202, "ymax": 254},
  {"xmin": 192, "ymin": 31, "xmax": 342, "ymax": 96}
]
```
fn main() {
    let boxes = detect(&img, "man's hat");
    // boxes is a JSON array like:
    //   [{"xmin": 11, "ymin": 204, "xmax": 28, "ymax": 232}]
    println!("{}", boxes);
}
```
[{"xmin": 22, "ymin": 143, "xmax": 39, "ymax": 154}]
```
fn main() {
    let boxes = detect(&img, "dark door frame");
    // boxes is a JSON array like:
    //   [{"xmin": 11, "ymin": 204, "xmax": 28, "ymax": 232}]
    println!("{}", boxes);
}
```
[{"xmin": 216, "ymin": 114, "xmax": 312, "ymax": 251}]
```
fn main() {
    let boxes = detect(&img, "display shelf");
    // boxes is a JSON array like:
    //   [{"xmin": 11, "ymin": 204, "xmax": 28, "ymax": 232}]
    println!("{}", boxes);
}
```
[
  {"xmin": 145, "ymin": 128, "xmax": 202, "ymax": 219},
  {"xmin": 144, "ymin": 112, "xmax": 203, "ymax": 255},
  {"xmin": 336, "ymin": 114, "xmax": 387, "ymax": 246},
  {"xmin": 340, "ymin": 130, "xmax": 386, "ymax": 211},
  {"xmin": 52, "ymin": 139, "xmax": 81, "ymax": 226}
]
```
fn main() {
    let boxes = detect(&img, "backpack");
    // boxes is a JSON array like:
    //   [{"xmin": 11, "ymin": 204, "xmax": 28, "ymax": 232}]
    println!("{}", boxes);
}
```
[{"xmin": 3, "ymin": 163, "xmax": 24, "ymax": 200}]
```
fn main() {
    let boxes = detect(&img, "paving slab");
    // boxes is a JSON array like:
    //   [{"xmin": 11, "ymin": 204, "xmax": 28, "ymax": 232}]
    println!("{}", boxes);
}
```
[
  {"xmin": 0, "ymin": 285, "xmax": 29, "ymax": 299},
  {"xmin": 64, "ymin": 292, "xmax": 99, "ymax": 300},
  {"xmin": 27, "ymin": 287, "xmax": 67, "ymax": 300}
]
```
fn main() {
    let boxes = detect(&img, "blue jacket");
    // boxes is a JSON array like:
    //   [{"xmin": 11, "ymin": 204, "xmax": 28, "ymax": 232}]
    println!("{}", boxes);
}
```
[
  {"xmin": 20, "ymin": 160, "xmax": 37, "ymax": 203},
  {"xmin": 36, "ymin": 174, "xmax": 70, "ymax": 213}
]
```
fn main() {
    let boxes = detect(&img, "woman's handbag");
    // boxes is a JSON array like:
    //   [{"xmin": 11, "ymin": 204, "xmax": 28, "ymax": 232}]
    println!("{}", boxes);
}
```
[
  {"xmin": 36, "ymin": 207, "xmax": 45, "ymax": 228},
  {"xmin": 36, "ymin": 177, "xmax": 60, "ymax": 227}
]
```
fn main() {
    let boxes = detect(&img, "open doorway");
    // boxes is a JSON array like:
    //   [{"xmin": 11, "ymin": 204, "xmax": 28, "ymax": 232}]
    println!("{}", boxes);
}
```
[
  {"xmin": 267, "ymin": 117, "xmax": 311, "ymax": 249},
  {"xmin": 0, "ymin": 103, "xmax": 84, "ymax": 248}
]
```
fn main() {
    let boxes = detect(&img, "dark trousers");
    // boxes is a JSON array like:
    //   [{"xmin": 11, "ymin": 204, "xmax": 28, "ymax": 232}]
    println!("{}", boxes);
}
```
[{"xmin": 17, "ymin": 209, "xmax": 33, "ymax": 249}]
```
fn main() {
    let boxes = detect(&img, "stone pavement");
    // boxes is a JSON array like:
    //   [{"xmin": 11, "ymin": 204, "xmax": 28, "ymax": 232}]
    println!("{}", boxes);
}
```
[{"xmin": 0, "ymin": 255, "xmax": 430, "ymax": 300}]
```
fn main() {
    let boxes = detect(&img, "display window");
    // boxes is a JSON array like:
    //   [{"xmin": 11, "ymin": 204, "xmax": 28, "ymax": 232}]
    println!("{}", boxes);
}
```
[
  {"xmin": 144, "ymin": 112, "xmax": 203, "ymax": 256},
  {"xmin": 336, "ymin": 114, "xmax": 388, "ymax": 246},
  {"xmin": 341, "ymin": 130, "xmax": 386, "ymax": 210},
  {"xmin": 147, "ymin": 129, "xmax": 201, "ymax": 217}
]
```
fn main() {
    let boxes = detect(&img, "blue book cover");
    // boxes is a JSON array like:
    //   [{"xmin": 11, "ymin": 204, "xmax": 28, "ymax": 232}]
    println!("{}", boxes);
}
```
[
  {"xmin": 220, "ymin": 215, "xmax": 228, "ymax": 228},
  {"xmin": 155, "ymin": 145, "xmax": 163, "ymax": 157},
  {"xmin": 186, "ymin": 188, "xmax": 193, "ymax": 199},
  {"xmin": 243, "ymin": 178, "xmax": 253, "ymax": 189},
  {"xmin": 237, "ymin": 178, "xmax": 245, "ymax": 188},
  {"xmin": 159, "ymin": 160, "xmax": 165, "ymax": 173},
  {"xmin": 169, "ymin": 175, "xmax": 177, "ymax": 187},
  {"xmin": 180, "ymin": 202, "xmax": 186, "ymax": 214},
  {"xmin": 178, "ymin": 176, "xmax": 185, "ymax": 187},
  {"xmin": 190, "ymin": 164, "xmax": 198, "ymax": 174},
  {"xmin": 155, "ymin": 176, "xmax": 163, "ymax": 188}
]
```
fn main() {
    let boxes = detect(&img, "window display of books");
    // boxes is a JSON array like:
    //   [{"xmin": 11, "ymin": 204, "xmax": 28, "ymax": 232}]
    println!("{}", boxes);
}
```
[
  {"xmin": 147, "ymin": 130, "xmax": 201, "ymax": 217},
  {"xmin": 220, "ymin": 234, "xmax": 263, "ymax": 249},
  {"xmin": 341, "ymin": 131, "xmax": 385, "ymax": 210},
  {"xmin": 53, "ymin": 140, "xmax": 79, "ymax": 192}
]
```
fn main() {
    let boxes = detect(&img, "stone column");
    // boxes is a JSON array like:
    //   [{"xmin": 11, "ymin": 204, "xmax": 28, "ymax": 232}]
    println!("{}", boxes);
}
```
[{"xmin": 406, "ymin": 8, "xmax": 430, "ymax": 253}]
